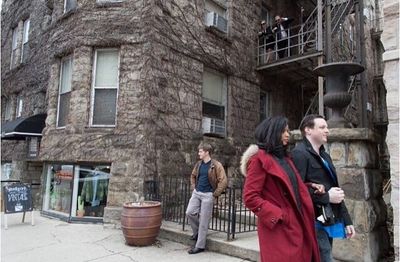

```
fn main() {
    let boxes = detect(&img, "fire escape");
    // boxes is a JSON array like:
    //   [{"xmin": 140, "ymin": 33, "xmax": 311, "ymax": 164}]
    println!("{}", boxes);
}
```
[{"xmin": 257, "ymin": 0, "xmax": 368, "ymax": 127}]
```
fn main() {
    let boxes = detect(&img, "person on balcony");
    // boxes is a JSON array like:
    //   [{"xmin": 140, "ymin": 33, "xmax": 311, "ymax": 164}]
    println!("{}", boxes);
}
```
[
  {"xmin": 185, "ymin": 142, "xmax": 227, "ymax": 254},
  {"xmin": 241, "ymin": 116, "xmax": 322, "ymax": 262},
  {"xmin": 274, "ymin": 15, "xmax": 294, "ymax": 58},
  {"xmin": 291, "ymin": 115, "xmax": 355, "ymax": 262},
  {"xmin": 258, "ymin": 20, "xmax": 276, "ymax": 64}
]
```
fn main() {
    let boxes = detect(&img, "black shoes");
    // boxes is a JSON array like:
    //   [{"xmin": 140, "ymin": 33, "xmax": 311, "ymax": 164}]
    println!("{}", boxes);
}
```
[
  {"xmin": 190, "ymin": 234, "xmax": 198, "ymax": 241},
  {"xmin": 188, "ymin": 247, "xmax": 205, "ymax": 254}
]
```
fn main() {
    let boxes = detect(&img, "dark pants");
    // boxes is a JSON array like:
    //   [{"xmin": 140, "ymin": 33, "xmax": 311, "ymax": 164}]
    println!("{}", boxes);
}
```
[
  {"xmin": 277, "ymin": 38, "xmax": 288, "ymax": 58},
  {"xmin": 316, "ymin": 229, "xmax": 333, "ymax": 262}
]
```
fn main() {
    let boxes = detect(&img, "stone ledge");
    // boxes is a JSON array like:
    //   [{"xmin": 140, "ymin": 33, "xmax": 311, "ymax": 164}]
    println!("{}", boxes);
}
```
[{"xmin": 291, "ymin": 128, "xmax": 379, "ymax": 142}]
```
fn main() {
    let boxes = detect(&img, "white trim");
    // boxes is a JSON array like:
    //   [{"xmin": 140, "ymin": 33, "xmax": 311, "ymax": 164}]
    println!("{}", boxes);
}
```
[
  {"xmin": 90, "ymin": 48, "xmax": 120, "ymax": 127},
  {"xmin": 56, "ymin": 55, "xmax": 73, "ymax": 128},
  {"xmin": 10, "ymin": 27, "xmax": 18, "ymax": 69},
  {"xmin": 383, "ymin": 49, "xmax": 400, "ymax": 62},
  {"xmin": 16, "ymin": 96, "xmax": 23, "ymax": 118},
  {"xmin": 71, "ymin": 167, "xmax": 79, "ymax": 217},
  {"xmin": 21, "ymin": 19, "xmax": 30, "ymax": 63},
  {"xmin": 3, "ymin": 132, "xmax": 42, "ymax": 137}
]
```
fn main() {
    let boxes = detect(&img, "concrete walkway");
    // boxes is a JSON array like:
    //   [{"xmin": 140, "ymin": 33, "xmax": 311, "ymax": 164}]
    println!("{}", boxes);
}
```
[{"xmin": 1, "ymin": 212, "xmax": 256, "ymax": 262}]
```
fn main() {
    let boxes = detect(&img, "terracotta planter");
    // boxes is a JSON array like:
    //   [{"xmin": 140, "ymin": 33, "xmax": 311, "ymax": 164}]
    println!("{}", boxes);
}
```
[{"xmin": 121, "ymin": 201, "xmax": 162, "ymax": 246}]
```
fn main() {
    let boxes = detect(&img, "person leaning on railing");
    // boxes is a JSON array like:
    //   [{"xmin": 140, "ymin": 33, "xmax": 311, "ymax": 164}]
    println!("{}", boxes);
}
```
[
  {"xmin": 258, "ymin": 20, "xmax": 277, "ymax": 64},
  {"xmin": 274, "ymin": 15, "xmax": 294, "ymax": 58}
]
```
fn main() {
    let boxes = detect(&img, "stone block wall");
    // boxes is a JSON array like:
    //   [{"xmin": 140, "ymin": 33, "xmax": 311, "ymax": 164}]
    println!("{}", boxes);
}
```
[{"xmin": 382, "ymin": 0, "xmax": 399, "ymax": 259}]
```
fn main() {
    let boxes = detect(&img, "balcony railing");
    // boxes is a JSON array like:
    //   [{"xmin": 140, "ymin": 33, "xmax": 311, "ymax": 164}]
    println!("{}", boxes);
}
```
[
  {"xmin": 257, "ymin": 23, "xmax": 320, "ymax": 66},
  {"xmin": 144, "ymin": 176, "xmax": 257, "ymax": 240}
]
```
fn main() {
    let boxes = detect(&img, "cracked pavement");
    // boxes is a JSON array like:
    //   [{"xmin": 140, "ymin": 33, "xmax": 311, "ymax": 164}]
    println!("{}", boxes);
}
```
[{"xmin": 1, "ymin": 212, "xmax": 248, "ymax": 262}]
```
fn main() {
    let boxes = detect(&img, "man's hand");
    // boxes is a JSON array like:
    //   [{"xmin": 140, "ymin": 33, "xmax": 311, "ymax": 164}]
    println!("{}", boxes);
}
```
[
  {"xmin": 310, "ymin": 183, "xmax": 325, "ymax": 194},
  {"xmin": 345, "ymin": 225, "xmax": 356, "ymax": 238},
  {"xmin": 328, "ymin": 187, "xmax": 345, "ymax": 203}
]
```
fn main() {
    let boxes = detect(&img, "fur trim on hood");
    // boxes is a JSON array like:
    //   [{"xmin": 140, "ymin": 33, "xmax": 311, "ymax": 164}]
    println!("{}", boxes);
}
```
[{"xmin": 240, "ymin": 144, "xmax": 259, "ymax": 177}]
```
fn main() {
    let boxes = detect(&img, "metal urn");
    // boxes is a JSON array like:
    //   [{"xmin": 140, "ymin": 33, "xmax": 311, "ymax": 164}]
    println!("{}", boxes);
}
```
[{"xmin": 314, "ymin": 62, "xmax": 364, "ymax": 128}]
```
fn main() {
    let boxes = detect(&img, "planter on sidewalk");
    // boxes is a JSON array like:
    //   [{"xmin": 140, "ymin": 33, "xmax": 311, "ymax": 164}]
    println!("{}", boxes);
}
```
[{"xmin": 121, "ymin": 201, "xmax": 162, "ymax": 246}]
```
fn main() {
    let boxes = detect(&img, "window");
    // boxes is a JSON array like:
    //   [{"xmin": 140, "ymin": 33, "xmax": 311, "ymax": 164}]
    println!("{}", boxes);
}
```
[
  {"xmin": 57, "ymin": 56, "xmax": 73, "ymax": 127},
  {"xmin": 42, "ymin": 163, "xmax": 110, "ymax": 219},
  {"xmin": 16, "ymin": 96, "xmax": 23, "ymax": 118},
  {"xmin": 1, "ymin": 163, "xmax": 13, "ymax": 181},
  {"xmin": 260, "ymin": 91, "xmax": 271, "ymax": 121},
  {"xmin": 21, "ymin": 19, "xmax": 30, "ymax": 63},
  {"xmin": 204, "ymin": 0, "xmax": 227, "ymax": 33},
  {"xmin": 91, "ymin": 49, "xmax": 119, "ymax": 126},
  {"xmin": 64, "ymin": 0, "xmax": 77, "ymax": 13},
  {"xmin": 10, "ymin": 27, "xmax": 18, "ymax": 69},
  {"xmin": 27, "ymin": 137, "xmax": 39, "ymax": 158},
  {"xmin": 4, "ymin": 98, "xmax": 12, "ymax": 121},
  {"xmin": 261, "ymin": 2, "xmax": 272, "ymax": 25},
  {"xmin": 202, "ymin": 69, "xmax": 227, "ymax": 136}
]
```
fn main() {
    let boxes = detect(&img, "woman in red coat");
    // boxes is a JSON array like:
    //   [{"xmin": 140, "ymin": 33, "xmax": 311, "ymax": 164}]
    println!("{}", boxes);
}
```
[{"xmin": 241, "ymin": 116, "xmax": 321, "ymax": 262}]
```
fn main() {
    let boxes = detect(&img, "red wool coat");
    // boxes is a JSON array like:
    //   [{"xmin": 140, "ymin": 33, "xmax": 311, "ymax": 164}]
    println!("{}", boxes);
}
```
[{"xmin": 241, "ymin": 145, "xmax": 320, "ymax": 262}]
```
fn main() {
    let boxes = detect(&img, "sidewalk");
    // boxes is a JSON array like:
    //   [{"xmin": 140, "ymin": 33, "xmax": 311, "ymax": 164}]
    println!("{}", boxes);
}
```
[{"xmin": 1, "ymin": 212, "xmax": 250, "ymax": 262}]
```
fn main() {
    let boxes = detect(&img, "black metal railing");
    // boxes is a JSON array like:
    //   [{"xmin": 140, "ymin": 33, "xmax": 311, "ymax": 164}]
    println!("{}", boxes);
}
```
[{"xmin": 144, "ymin": 176, "xmax": 257, "ymax": 240}]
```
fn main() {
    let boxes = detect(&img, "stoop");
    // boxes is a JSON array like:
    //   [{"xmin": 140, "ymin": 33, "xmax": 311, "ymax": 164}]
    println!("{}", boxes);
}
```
[{"xmin": 159, "ymin": 220, "xmax": 259, "ymax": 261}]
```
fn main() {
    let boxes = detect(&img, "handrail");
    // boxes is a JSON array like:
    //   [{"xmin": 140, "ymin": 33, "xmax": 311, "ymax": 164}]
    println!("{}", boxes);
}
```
[
  {"xmin": 330, "ymin": 0, "xmax": 354, "ymax": 34},
  {"xmin": 257, "ymin": 23, "xmax": 319, "ymax": 66}
]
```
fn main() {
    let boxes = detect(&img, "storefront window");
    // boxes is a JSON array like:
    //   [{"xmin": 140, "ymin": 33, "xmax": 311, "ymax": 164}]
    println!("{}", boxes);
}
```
[
  {"xmin": 43, "ymin": 164, "xmax": 73, "ymax": 215},
  {"xmin": 42, "ymin": 163, "xmax": 110, "ymax": 221},
  {"xmin": 75, "ymin": 165, "xmax": 110, "ymax": 218}
]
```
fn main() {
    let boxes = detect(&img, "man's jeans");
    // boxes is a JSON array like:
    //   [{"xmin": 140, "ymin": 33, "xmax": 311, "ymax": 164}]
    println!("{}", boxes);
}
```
[
  {"xmin": 185, "ymin": 190, "xmax": 214, "ymax": 249},
  {"xmin": 317, "ymin": 229, "xmax": 333, "ymax": 262}
]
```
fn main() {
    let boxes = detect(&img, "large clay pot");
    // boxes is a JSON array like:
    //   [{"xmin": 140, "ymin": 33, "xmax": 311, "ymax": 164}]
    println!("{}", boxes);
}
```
[{"xmin": 121, "ymin": 201, "xmax": 162, "ymax": 246}]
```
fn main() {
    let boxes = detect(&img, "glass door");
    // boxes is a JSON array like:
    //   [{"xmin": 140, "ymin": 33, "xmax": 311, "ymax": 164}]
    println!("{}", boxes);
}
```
[{"xmin": 43, "ymin": 164, "xmax": 73, "ymax": 218}]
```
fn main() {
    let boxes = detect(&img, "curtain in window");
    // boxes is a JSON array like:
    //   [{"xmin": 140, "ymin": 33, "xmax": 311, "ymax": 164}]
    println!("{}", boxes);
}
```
[
  {"xmin": 202, "ymin": 71, "xmax": 224, "ymax": 105},
  {"xmin": 95, "ymin": 50, "xmax": 119, "ymax": 87},
  {"xmin": 58, "ymin": 92, "xmax": 71, "ymax": 127},
  {"xmin": 60, "ymin": 58, "xmax": 72, "ymax": 94}
]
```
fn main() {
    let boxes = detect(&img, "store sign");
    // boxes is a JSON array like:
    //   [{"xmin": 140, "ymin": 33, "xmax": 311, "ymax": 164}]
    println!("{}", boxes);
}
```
[{"xmin": 3, "ymin": 183, "xmax": 33, "ymax": 214}]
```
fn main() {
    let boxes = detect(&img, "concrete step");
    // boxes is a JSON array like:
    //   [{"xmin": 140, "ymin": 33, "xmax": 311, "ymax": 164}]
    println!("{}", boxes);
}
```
[{"xmin": 159, "ymin": 220, "xmax": 260, "ymax": 261}]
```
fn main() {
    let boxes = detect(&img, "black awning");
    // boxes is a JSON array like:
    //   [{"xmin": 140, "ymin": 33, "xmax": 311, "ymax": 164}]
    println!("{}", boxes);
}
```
[{"xmin": 1, "ymin": 114, "xmax": 47, "ymax": 140}]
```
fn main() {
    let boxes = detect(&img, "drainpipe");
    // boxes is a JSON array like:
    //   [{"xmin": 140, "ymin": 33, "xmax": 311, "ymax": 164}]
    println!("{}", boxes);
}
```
[{"xmin": 357, "ymin": 0, "xmax": 368, "ymax": 128}]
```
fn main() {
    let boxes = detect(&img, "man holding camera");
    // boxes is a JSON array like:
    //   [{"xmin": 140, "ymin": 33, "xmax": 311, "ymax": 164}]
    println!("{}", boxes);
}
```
[{"xmin": 292, "ymin": 115, "xmax": 355, "ymax": 262}]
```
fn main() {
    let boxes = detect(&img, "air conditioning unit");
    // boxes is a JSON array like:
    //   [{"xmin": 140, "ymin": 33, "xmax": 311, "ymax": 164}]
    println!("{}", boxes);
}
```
[
  {"xmin": 202, "ymin": 117, "xmax": 225, "ymax": 136},
  {"xmin": 205, "ymin": 11, "xmax": 227, "ymax": 33}
]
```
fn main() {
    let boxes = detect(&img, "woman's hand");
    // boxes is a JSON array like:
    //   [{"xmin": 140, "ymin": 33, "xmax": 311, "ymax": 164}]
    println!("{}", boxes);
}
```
[{"xmin": 310, "ymin": 183, "xmax": 325, "ymax": 194}]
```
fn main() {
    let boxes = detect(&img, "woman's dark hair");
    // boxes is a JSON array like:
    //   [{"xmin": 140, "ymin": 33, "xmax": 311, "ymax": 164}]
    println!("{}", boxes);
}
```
[{"xmin": 255, "ymin": 116, "xmax": 289, "ymax": 156}]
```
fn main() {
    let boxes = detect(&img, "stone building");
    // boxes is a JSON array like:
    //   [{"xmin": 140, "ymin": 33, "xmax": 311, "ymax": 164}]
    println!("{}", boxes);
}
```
[
  {"xmin": 381, "ymin": 0, "xmax": 400, "ymax": 260},
  {"xmin": 1, "ymin": 0, "xmax": 395, "ymax": 260}
]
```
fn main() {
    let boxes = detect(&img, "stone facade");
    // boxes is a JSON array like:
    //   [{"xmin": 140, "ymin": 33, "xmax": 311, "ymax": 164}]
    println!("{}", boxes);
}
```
[
  {"xmin": 1, "ymin": 0, "xmax": 395, "ymax": 259},
  {"xmin": 381, "ymin": 0, "xmax": 400, "ymax": 259}
]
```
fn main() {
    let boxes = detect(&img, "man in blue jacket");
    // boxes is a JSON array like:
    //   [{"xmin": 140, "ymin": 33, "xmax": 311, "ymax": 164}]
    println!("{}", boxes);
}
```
[{"xmin": 292, "ymin": 115, "xmax": 355, "ymax": 262}]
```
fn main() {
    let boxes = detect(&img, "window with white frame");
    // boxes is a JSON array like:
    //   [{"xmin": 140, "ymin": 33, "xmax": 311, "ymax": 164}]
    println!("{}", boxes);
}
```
[
  {"xmin": 57, "ymin": 56, "xmax": 73, "ymax": 127},
  {"xmin": 10, "ymin": 27, "xmax": 18, "ymax": 69},
  {"xmin": 16, "ymin": 96, "xmax": 23, "ymax": 118},
  {"xmin": 21, "ymin": 19, "xmax": 30, "ymax": 63},
  {"xmin": 64, "ymin": 0, "xmax": 77, "ymax": 13},
  {"xmin": 4, "ymin": 98, "xmax": 12, "ymax": 121},
  {"xmin": 202, "ymin": 69, "xmax": 227, "ymax": 136},
  {"xmin": 260, "ymin": 90, "xmax": 271, "ymax": 122},
  {"xmin": 204, "ymin": 0, "xmax": 228, "ymax": 33},
  {"xmin": 91, "ymin": 49, "xmax": 119, "ymax": 126}
]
